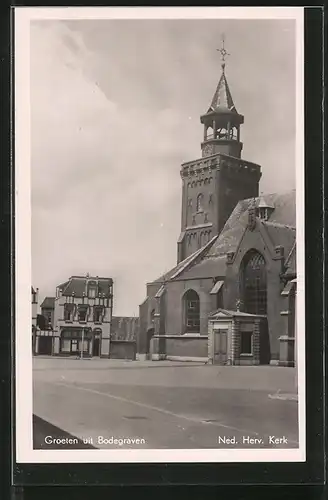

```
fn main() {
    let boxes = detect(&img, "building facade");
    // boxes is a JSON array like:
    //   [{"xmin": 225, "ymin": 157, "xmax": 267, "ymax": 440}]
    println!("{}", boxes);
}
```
[
  {"xmin": 53, "ymin": 274, "xmax": 113, "ymax": 357},
  {"xmin": 33, "ymin": 278, "xmax": 140, "ymax": 360},
  {"xmin": 33, "ymin": 275, "xmax": 113, "ymax": 357},
  {"xmin": 138, "ymin": 57, "xmax": 297, "ymax": 366},
  {"xmin": 40, "ymin": 296, "xmax": 55, "ymax": 330}
]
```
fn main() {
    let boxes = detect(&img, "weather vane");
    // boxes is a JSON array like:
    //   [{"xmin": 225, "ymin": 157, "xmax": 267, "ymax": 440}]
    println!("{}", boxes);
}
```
[{"xmin": 217, "ymin": 34, "xmax": 230, "ymax": 68}]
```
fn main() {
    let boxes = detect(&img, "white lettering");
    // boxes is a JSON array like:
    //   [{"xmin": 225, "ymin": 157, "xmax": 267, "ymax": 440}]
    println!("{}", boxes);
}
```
[
  {"xmin": 242, "ymin": 436, "xmax": 263, "ymax": 445},
  {"xmin": 97, "ymin": 436, "xmax": 146, "ymax": 446},
  {"xmin": 44, "ymin": 435, "xmax": 79, "ymax": 445},
  {"xmin": 269, "ymin": 436, "xmax": 288, "ymax": 445},
  {"xmin": 218, "ymin": 436, "xmax": 237, "ymax": 444}
]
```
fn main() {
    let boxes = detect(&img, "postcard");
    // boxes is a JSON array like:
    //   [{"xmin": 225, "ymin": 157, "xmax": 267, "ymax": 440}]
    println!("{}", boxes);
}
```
[{"xmin": 14, "ymin": 6, "xmax": 305, "ymax": 464}]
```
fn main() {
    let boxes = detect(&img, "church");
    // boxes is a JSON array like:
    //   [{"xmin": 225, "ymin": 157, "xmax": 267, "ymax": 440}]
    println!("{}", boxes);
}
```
[{"xmin": 138, "ymin": 50, "xmax": 297, "ymax": 367}]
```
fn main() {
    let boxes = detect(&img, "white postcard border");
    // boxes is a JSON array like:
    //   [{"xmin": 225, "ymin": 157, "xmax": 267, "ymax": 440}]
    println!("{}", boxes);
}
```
[{"xmin": 14, "ymin": 6, "xmax": 305, "ymax": 464}]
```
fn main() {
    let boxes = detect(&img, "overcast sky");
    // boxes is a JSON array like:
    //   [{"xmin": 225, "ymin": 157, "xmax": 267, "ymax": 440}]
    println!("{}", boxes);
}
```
[{"xmin": 30, "ymin": 18, "xmax": 296, "ymax": 315}]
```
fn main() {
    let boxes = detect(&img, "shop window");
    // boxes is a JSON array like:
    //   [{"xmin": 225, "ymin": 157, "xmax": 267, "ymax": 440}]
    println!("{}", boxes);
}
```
[
  {"xmin": 71, "ymin": 339, "xmax": 78, "ymax": 352},
  {"xmin": 60, "ymin": 338, "xmax": 71, "ymax": 352},
  {"xmin": 79, "ymin": 339, "xmax": 89, "ymax": 352}
]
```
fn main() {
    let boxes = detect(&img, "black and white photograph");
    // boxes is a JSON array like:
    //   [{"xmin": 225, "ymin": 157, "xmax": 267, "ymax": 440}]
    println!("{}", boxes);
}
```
[{"xmin": 15, "ymin": 7, "xmax": 305, "ymax": 463}]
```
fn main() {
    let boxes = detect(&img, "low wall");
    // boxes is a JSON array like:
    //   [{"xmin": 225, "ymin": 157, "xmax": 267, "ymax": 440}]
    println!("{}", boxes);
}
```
[
  {"xmin": 150, "ymin": 335, "xmax": 208, "ymax": 360},
  {"xmin": 110, "ymin": 340, "xmax": 136, "ymax": 360}
]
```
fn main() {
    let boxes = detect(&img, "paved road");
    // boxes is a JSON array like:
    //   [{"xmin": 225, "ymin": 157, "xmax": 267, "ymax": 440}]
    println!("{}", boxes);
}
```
[{"xmin": 33, "ymin": 357, "xmax": 299, "ymax": 450}]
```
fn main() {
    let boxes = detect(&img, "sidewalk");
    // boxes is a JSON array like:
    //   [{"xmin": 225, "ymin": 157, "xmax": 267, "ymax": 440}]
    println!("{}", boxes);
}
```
[{"xmin": 33, "ymin": 356, "xmax": 298, "ymax": 394}]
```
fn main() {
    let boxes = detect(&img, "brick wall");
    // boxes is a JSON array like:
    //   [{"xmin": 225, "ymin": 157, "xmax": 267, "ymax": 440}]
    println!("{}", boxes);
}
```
[
  {"xmin": 151, "ymin": 335, "xmax": 208, "ymax": 359},
  {"xmin": 110, "ymin": 340, "xmax": 136, "ymax": 360}
]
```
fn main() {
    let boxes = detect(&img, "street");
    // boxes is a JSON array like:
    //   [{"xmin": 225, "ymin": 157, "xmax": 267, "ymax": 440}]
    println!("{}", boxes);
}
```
[{"xmin": 33, "ymin": 357, "xmax": 299, "ymax": 450}]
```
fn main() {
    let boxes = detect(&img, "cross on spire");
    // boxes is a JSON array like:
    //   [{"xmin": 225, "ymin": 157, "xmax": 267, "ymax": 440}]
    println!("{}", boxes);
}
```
[{"xmin": 217, "ymin": 34, "xmax": 230, "ymax": 71}]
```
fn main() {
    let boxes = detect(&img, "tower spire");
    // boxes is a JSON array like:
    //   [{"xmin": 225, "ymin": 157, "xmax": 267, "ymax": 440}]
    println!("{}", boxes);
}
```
[{"xmin": 210, "ymin": 35, "xmax": 234, "ymax": 112}]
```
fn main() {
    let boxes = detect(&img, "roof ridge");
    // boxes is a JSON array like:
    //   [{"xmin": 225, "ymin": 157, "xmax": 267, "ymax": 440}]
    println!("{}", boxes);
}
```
[
  {"xmin": 284, "ymin": 241, "xmax": 296, "ymax": 267},
  {"xmin": 243, "ymin": 189, "xmax": 296, "ymax": 203},
  {"xmin": 170, "ymin": 234, "xmax": 219, "ymax": 280},
  {"xmin": 263, "ymin": 221, "xmax": 296, "ymax": 229}
]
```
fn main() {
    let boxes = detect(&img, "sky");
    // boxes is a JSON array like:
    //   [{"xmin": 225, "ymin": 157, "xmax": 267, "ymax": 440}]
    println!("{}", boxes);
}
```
[{"xmin": 30, "ymin": 17, "xmax": 296, "ymax": 315}]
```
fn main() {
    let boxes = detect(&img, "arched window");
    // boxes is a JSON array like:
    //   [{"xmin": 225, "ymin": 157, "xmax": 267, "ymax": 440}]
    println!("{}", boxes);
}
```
[
  {"xmin": 196, "ymin": 193, "xmax": 203, "ymax": 212},
  {"xmin": 240, "ymin": 250, "xmax": 267, "ymax": 315},
  {"xmin": 183, "ymin": 289, "xmax": 200, "ymax": 333}
]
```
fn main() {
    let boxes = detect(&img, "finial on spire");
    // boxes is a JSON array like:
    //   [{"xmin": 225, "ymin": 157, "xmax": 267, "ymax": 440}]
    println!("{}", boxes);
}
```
[{"xmin": 217, "ymin": 34, "xmax": 230, "ymax": 72}]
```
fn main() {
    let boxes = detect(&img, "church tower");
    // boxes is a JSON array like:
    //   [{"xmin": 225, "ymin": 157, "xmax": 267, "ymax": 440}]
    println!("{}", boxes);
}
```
[{"xmin": 177, "ymin": 38, "xmax": 262, "ymax": 263}]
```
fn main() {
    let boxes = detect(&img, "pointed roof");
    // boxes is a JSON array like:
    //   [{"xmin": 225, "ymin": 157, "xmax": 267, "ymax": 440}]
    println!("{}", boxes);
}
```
[
  {"xmin": 209, "ymin": 308, "xmax": 266, "ymax": 319},
  {"xmin": 258, "ymin": 194, "xmax": 275, "ymax": 209},
  {"xmin": 40, "ymin": 297, "xmax": 55, "ymax": 309},
  {"xmin": 208, "ymin": 65, "xmax": 237, "ymax": 114}
]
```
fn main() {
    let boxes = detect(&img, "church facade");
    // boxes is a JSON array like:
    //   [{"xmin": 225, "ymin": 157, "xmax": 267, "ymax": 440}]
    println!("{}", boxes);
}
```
[{"xmin": 138, "ymin": 58, "xmax": 296, "ymax": 366}]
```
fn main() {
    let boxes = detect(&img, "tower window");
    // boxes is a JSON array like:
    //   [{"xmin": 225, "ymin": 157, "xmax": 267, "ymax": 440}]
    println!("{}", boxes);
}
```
[
  {"xmin": 217, "ymin": 127, "xmax": 228, "ymax": 139},
  {"xmin": 196, "ymin": 193, "xmax": 203, "ymax": 212}
]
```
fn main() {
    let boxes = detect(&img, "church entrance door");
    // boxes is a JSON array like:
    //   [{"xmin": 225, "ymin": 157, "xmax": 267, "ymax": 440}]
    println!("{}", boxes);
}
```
[{"xmin": 213, "ymin": 329, "xmax": 228, "ymax": 365}]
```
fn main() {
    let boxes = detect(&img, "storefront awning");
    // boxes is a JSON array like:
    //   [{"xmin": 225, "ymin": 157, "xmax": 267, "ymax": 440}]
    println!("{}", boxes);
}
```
[{"xmin": 209, "ymin": 280, "xmax": 224, "ymax": 295}]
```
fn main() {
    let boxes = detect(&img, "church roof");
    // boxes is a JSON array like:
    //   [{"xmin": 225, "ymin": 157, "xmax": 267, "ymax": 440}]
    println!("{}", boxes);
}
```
[
  {"xmin": 202, "ymin": 190, "xmax": 296, "ymax": 259},
  {"xmin": 151, "ymin": 190, "xmax": 296, "ymax": 284},
  {"xmin": 208, "ymin": 67, "xmax": 237, "ymax": 114},
  {"xmin": 153, "ymin": 235, "xmax": 218, "ymax": 283}
]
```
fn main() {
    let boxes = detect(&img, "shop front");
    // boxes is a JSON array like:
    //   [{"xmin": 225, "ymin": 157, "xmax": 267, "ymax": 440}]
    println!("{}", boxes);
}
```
[{"xmin": 59, "ymin": 328, "xmax": 93, "ymax": 357}]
